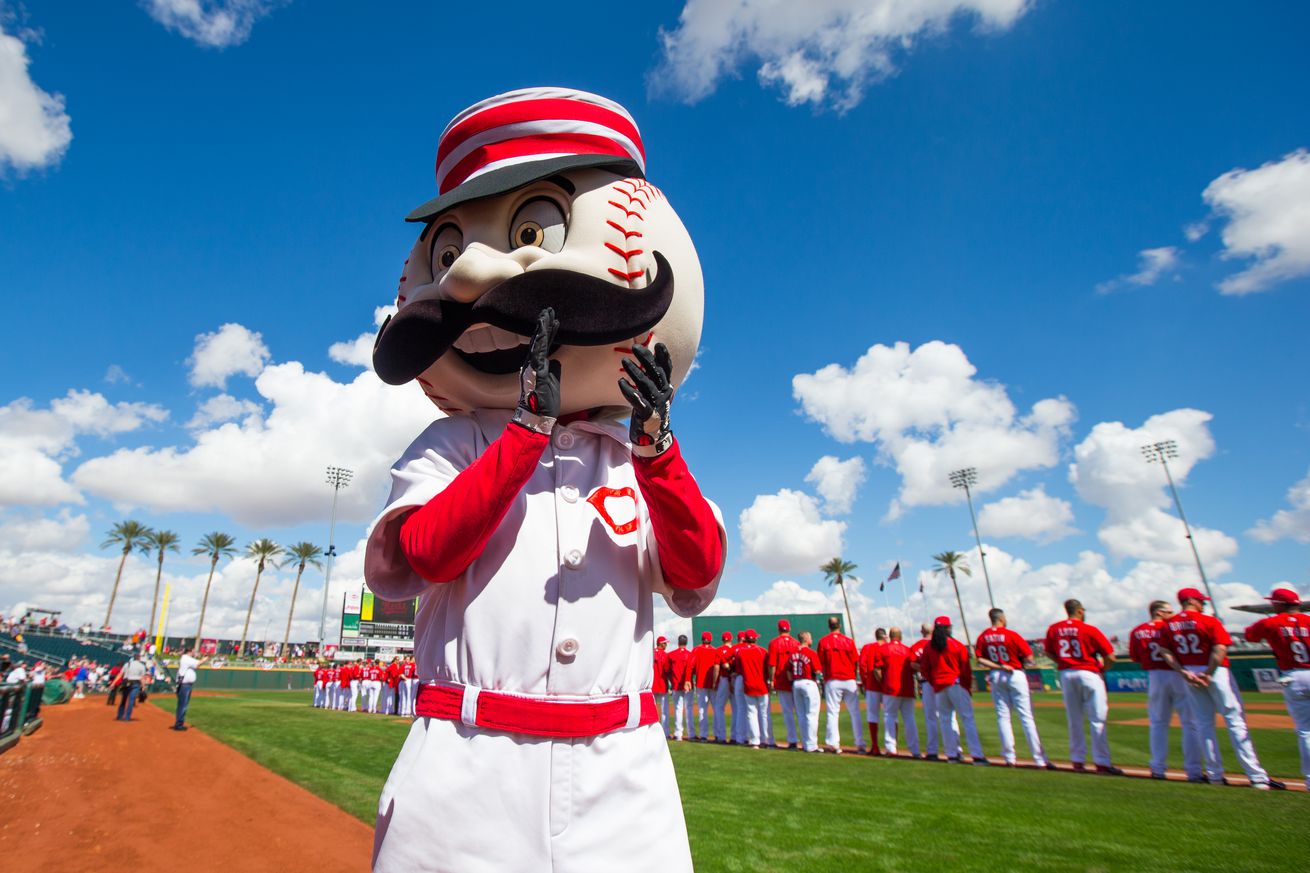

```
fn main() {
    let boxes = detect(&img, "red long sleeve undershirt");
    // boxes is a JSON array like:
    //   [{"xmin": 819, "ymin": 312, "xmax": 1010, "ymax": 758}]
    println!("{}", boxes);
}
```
[{"xmin": 398, "ymin": 423, "xmax": 723, "ymax": 590}]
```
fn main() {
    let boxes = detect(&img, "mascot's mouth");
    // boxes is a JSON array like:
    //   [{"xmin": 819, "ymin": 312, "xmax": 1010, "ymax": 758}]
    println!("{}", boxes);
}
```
[{"xmin": 373, "ymin": 252, "xmax": 675, "ymax": 386}]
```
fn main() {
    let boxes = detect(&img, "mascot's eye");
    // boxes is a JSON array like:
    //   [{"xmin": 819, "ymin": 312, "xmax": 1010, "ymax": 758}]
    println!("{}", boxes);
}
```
[
  {"xmin": 509, "ymin": 198, "xmax": 566, "ymax": 253},
  {"xmin": 431, "ymin": 223, "xmax": 463, "ymax": 273}
]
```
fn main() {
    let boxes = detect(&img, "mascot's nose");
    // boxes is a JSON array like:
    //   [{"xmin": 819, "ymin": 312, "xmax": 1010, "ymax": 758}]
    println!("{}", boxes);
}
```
[{"xmin": 440, "ymin": 243, "xmax": 546, "ymax": 304}]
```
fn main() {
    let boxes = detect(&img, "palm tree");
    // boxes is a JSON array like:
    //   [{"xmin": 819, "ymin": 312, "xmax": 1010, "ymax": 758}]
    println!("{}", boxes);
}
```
[
  {"xmin": 101, "ymin": 520, "xmax": 154, "ymax": 630},
  {"xmin": 931, "ymin": 550, "xmax": 973, "ymax": 649},
  {"xmin": 144, "ymin": 529, "xmax": 180, "ymax": 640},
  {"xmin": 819, "ymin": 557, "xmax": 859, "ymax": 640},
  {"xmin": 239, "ymin": 538, "xmax": 283, "ymax": 658},
  {"xmin": 192, "ymin": 531, "xmax": 237, "ymax": 649},
  {"xmin": 280, "ymin": 542, "xmax": 323, "ymax": 659}
]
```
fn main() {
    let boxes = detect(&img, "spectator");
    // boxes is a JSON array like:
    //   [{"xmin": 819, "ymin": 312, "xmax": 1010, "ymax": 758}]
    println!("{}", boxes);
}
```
[
  {"xmin": 113, "ymin": 651, "xmax": 148, "ymax": 721},
  {"xmin": 173, "ymin": 648, "xmax": 205, "ymax": 731}
]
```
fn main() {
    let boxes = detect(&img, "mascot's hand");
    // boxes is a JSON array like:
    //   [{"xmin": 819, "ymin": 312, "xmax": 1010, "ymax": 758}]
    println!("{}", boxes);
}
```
[
  {"xmin": 513, "ymin": 308, "xmax": 562, "ymax": 434},
  {"xmin": 620, "ymin": 342, "xmax": 674, "ymax": 458}
]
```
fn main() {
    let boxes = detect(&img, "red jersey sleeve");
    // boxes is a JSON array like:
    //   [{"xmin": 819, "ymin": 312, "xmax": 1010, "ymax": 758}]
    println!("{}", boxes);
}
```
[
  {"xmin": 1087, "ymin": 625, "xmax": 1113, "ymax": 658},
  {"xmin": 1207, "ymin": 615, "xmax": 1233, "ymax": 647},
  {"xmin": 632, "ymin": 438, "xmax": 724, "ymax": 591},
  {"xmin": 1011, "ymin": 631, "xmax": 1033, "ymax": 661},
  {"xmin": 1244, "ymin": 618, "xmax": 1269, "ymax": 644}
]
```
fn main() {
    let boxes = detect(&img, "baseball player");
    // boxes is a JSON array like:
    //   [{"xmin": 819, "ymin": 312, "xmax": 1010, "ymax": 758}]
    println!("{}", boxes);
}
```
[
  {"xmin": 668, "ymin": 635, "xmax": 694, "ymax": 741},
  {"xmin": 909, "ymin": 622, "xmax": 956, "ymax": 759},
  {"xmin": 786, "ymin": 631, "xmax": 823, "ymax": 752},
  {"xmin": 400, "ymin": 657, "xmax": 418, "ymax": 717},
  {"xmin": 858, "ymin": 627, "xmax": 888, "ymax": 756},
  {"xmin": 733, "ymin": 630, "xmax": 770, "ymax": 748},
  {"xmin": 348, "ymin": 660, "xmax": 361, "ymax": 712},
  {"xmin": 1244, "ymin": 586, "xmax": 1310, "ymax": 791},
  {"xmin": 313, "ymin": 663, "xmax": 326, "ymax": 708},
  {"xmin": 975, "ymin": 609, "xmax": 1054, "ymax": 769},
  {"xmin": 367, "ymin": 660, "xmax": 386, "ymax": 714},
  {"xmin": 690, "ymin": 631, "xmax": 720, "ymax": 741},
  {"xmin": 1044, "ymin": 599, "xmax": 1122, "ymax": 774},
  {"xmin": 1162, "ymin": 588, "xmax": 1283, "ymax": 789},
  {"xmin": 1128, "ymin": 600, "xmax": 1202, "ymax": 781},
  {"xmin": 818, "ymin": 616, "xmax": 864, "ymax": 753},
  {"xmin": 919, "ymin": 617, "xmax": 987, "ymax": 764},
  {"xmin": 340, "ymin": 662, "xmax": 354, "ymax": 712},
  {"xmin": 731, "ymin": 630, "xmax": 749, "ymax": 744},
  {"xmin": 653, "ymin": 636, "xmax": 671, "ymax": 735},
  {"xmin": 713, "ymin": 631, "xmax": 734, "ymax": 742},
  {"xmin": 877, "ymin": 627, "xmax": 918, "ymax": 757},
  {"xmin": 766, "ymin": 620, "xmax": 800, "ymax": 749}
]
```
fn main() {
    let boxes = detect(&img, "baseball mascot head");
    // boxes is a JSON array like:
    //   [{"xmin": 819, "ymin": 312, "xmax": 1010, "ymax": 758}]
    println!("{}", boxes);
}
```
[{"xmin": 373, "ymin": 87, "xmax": 703, "ymax": 428}]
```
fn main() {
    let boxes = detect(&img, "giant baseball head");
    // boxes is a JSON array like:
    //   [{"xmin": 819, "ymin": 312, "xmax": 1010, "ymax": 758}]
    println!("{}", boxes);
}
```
[{"xmin": 373, "ymin": 88, "xmax": 703, "ymax": 417}]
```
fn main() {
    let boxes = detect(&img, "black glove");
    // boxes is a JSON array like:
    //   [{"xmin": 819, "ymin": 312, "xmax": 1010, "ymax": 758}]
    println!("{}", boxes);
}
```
[
  {"xmin": 512, "ymin": 308, "xmax": 561, "ymax": 434},
  {"xmin": 619, "ymin": 342, "xmax": 674, "ymax": 457}
]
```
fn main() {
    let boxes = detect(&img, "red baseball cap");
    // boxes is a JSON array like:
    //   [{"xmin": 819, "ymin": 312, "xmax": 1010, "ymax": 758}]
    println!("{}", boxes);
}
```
[
  {"xmin": 656, "ymin": 636, "xmax": 668, "ymax": 644},
  {"xmin": 1266, "ymin": 587, "xmax": 1301, "ymax": 604},
  {"xmin": 721, "ymin": 631, "xmax": 732, "ymax": 642},
  {"xmin": 736, "ymin": 631, "xmax": 746, "ymax": 641},
  {"xmin": 701, "ymin": 631, "xmax": 713, "ymax": 643},
  {"xmin": 777, "ymin": 619, "xmax": 790, "ymax": 631},
  {"xmin": 933, "ymin": 615, "xmax": 952, "ymax": 626},
  {"xmin": 1177, "ymin": 587, "xmax": 1210, "ymax": 603}
]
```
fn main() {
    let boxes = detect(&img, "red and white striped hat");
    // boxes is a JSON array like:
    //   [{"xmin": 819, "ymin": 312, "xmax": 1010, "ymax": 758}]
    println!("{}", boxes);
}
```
[{"xmin": 406, "ymin": 87, "xmax": 646, "ymax": 222}]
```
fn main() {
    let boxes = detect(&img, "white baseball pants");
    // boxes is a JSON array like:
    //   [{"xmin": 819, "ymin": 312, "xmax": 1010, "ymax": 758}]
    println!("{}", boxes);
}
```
[
  {"xmin": 732, "ymin": 675, "xmax": 746, "ymax": 743},
  {"xmin": 824, "ymin": 679, "xmax": 863, "ymax": 751},
  {"xmin": 713, "ymin": 677, "xmax": 730, "ymax": 741},
  {"xmin": 367, "ymin": 680, "xmax": 382, "ymax": 713},
  {"xmin": 1183, "ymin": 665, "xmax": 1268, "ymax": 785},
  {"xmin": 791, "ymin": 680, "xmax": 821, "ymax": 751},
  {"xmin": 672, "ymin": 691, "xmax": 692, "ymax": 740},
  {"xmin": 654, "ymin": 694, "xmax": 668, "ymax": 734},
  {"xmin": 988, "ymin": 670, "xmax": 1047, "ymax": 766},
  {"xmin": 881, "ymin": 696, "xmax": 919, "ymax": 756},
  {"xmin": 351, "ymin": 679, "xmax": 361, "ymax": 712},
  {"xmin": 1060, "ymin": 669, "xmax": 1110, "ymax": 766},
  {"xmin": 398, "ymin": 679, "xmax": 412, "ymax": 717},
  {"xmin": 1281, "ymin": 669, "xmax": 1310, "ymax": 790},
  {"xmin": 1147, "ymin": 670, "xmax": 1201, "ymax": 778},
  {"xmin": 313, "ymin": 681, "xmax": 324, "ymax": 707},
  {"xmin": 777, "ymin": 689, "xmax": 797, "ymax": 745},
  {"xmin": 762, "ymin": 692, "xmax": 775, "ymax": 745},
  {"xmin": 864, "ymin": 691, "xmax": 883, "ymax": 750},
  {"xmin": 936, "ymin": 684, "xmax": 985, "ymax": 760},
  {"xmin": 919, "ymin": 685, "xmax": 957, "ymax": 755},
  {"xmin": 382, "ymin": 686, "xmax": 395, "ymax": 715},
  {"xmin": 694, "ymin": 688, "xmax": 712, "ymax": 739},
  {"xmin": 744, "ymin": 694, "xmax": 768, "ymax": 746}
]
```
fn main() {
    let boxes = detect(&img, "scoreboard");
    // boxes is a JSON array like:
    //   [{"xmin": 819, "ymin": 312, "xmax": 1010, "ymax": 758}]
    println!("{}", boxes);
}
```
[{"xmin": 341, "ymin": 587, "xmax": 417, "ymax": 645}]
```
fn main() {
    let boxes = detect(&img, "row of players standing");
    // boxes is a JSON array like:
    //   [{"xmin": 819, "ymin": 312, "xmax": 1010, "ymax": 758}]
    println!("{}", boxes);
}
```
[{"xmin": 312, "ymin": 657, "xmax": 418, "ymax": 716}]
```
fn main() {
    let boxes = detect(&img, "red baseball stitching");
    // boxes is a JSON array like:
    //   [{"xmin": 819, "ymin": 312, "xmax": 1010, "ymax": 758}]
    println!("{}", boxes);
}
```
[{"xmin": 604, "ymin": 178, "xmax": 664, "ymax": 287}]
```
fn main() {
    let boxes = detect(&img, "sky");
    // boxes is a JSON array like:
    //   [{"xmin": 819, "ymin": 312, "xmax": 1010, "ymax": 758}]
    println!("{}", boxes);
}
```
[{"xmin": 1, "ymin": 0, "xmax": 1308, "ymax": 648}]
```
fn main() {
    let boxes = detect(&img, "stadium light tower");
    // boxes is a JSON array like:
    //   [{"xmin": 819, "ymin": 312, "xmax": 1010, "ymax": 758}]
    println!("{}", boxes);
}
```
[
  {"xmin": 949, "ymin": 466, "xmax": 995, "ymax": 609},
  {"xmin": 317, "ymin": 466, "xmax": 353, "ymax": 650},
  {"xmin": 1141, "ymin": 440, "xmax": 1215, "ymax": 605}
]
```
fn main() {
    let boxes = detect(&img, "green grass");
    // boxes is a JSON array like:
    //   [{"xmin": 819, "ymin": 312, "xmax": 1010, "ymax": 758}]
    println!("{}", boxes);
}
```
[{"xmin": 154, "ymin": 691, "xmax": 1309, "ymax": 872}]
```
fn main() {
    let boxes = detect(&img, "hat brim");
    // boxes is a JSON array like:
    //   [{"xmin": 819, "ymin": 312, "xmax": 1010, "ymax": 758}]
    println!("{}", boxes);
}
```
[{"xmin": 405, "ymin": 155, "xmax": 643, "ymax": 223}]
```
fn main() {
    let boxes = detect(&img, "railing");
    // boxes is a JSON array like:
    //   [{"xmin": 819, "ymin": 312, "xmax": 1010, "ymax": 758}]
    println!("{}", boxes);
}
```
[{"xmin": 0, "ymin": 636, "xmax": 68, "ymax": 669}]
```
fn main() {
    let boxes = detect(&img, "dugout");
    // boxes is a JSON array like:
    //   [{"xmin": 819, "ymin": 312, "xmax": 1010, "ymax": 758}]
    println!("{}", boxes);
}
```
[{"xmin": 692, "ymin": 613, "xmax": 844, "ymax": 644}]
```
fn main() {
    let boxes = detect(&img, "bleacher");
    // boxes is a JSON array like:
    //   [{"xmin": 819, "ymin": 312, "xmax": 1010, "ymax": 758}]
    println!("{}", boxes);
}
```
[{"xmin": 1, "ymin": 631, "xmax": 129, "ymax": 669}]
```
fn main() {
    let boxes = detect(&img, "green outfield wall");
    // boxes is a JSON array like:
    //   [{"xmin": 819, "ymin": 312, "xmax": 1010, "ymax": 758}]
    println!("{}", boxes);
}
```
[
  {"xmin": 692, "ymin": 613, "xmax": 844, "ymax": 645},
  {"xmin": 193, "ymin": 667, "xmax": 316, "ymax": 691}
]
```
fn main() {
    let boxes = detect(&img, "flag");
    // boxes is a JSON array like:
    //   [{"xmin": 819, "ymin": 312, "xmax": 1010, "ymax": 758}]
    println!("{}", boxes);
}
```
[
  {"xmin": 882, "ymin": 562, "xmax": 900, "ymax": 592},
  {"xmin": 919, "ymin": 579, "xmax": 925, "ymax": 594}
]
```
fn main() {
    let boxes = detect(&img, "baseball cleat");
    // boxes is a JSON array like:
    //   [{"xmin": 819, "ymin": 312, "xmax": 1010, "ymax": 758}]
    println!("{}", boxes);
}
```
[
  {"xmin": 1253, "ymin": 780, "xmax": 1287, "ymax": 791},
  {"xmin": 1150, "ymin": 772, "xmax": 1167, "ymax": 780},
  {"xmin": 972, "ymin": 759, "xmax": 990, "ymax": 766},
  {"xmin": 924, "ymin": 753, "xmax": 941, "ymax": 761},
  {"xmin": 1043, "ymin": 762, "xmax": 1059, "ymax": 771},
  {"xmin": 1096, "ymin": 765, "xmax": 1125, "ymax": 776},
  {"xmin": 1072, "ymin": 762, "xmax": 1087, "ymax": 772}
]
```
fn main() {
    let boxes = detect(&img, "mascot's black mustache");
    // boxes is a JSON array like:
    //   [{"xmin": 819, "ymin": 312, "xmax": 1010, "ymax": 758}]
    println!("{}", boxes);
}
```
[{"xmin": 373, "ymin": 251, "xmax": 674, "ymax": 386}]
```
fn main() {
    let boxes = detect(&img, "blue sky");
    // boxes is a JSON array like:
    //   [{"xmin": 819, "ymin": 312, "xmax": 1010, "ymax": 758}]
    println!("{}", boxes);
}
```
[{"xmin": 1, "ymin": 0, "xmax": 1307, "ymax": 644}]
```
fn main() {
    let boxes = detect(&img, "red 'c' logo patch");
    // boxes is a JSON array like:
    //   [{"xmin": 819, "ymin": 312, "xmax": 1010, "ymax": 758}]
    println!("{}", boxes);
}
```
[{"xmin": 587, "ymin": 486, "xmax": 639, "ymax": 536}]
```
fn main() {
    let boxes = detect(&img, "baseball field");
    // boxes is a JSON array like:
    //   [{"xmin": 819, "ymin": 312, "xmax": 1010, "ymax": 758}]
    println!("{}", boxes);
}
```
[{"xmin": 139, "ymin": 689, "xmax": 1309, "ymax": 872}]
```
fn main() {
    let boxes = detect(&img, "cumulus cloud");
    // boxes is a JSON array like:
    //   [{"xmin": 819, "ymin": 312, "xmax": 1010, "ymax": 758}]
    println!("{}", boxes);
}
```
[
  {"xmin": 976, "ymin": 485, "xmax": 1077, "ymax": 543},
  {"xmin": 804, "ymin": 455, "xmax": 866, "ymax": 514},
  {"xmin": 1249, "ymin": 467, "xmax": 1310, "ymax": 544},
  {"xmin": 188, "ymin": 322, "xmax": 271, "ymax": 388},
  {"xmin": 328, "ymin": 305, "xmax": 395, "ymax": 369},
  {"xmin": 185, "ymin": 393, "xmax": 263, "ymax": 429},
  {"xmin": 0, "ymin": 509, "xmax": 89, "ymax": 553},
  {"xmin": 0, "ymin": 24, "xmax": 72, "ymax": 174},
  {"xmin": 1203, "ymin": 149, "xmax": 1310, "ymax": 295},
  {"xmin": 103, "ymin": 364, "xmax": 133, "ymax": 385},
  {"xmin": 793, "ymin": 340, "xmax": 1075, "ymax": 517},
  {"xmin": 141, "ymin": 0, "xmax": 284, "ymax": 48},
  {"xmin": 738, "ymin": 489, "xmax": 846, "ymax": 574},
  {"xmin": 1095, "ymin": 246, "xmax": 1181, "ymax": 294},
  {"xmin": 652, "ymin": 0, "xmax": 1031, "ymax": 110}
]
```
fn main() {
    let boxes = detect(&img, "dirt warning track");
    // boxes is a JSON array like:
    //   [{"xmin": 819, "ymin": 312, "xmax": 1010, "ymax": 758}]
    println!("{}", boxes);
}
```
[{"xmin": 0, "ymin": 697, "xmax": 373, "ymax": 872}]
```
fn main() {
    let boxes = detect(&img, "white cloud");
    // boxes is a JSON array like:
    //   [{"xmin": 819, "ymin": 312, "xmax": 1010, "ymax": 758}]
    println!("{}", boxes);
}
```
[
  {"xmin": 804, "ymin": 455, "xmax": 866, "ymax": 514},
  {"xmin": 0, "ymin": 25, "xmax": 72, "ymax": 174},
  {"xmin": 188, "ymin": 322, "xmax": 271, "ymax": 388},
  {"xmin": 1249, "ymin": 467, "xmax": 1310, "ymax": 544},
  {"xmin": 328, "ymin": 305, "xmax": 395, "ymax": 369},
  {"xmin": 103, "ymin": 364, "xmax": 133, "ymax": 385},
  {"xmin": 186, "ymin": 393, "xmax": 263, "ymax": 429},
  {"xmin": 976, "ymin": 485, "xmax": 1076, "ymax": 543},
  {"xmin": 653, "ymin": 0, "xmax": 1031, "ymax": 110},
  {"xmin": 1183, "ymin": 221, "xmax": 1209, "ymax": 243},
  {"xmin": 141, "ymin": 0, "xmax": 283, "ymax": 48},
  {"xmin": 1203, "ymin": 148, "xmax": 1310, "ymax": 295},
  {"xmin": 738, "ymin": 489, "xmax": 846, "ymax": 574},
  {"xmin": 793, "ymin": 340, "xmax": 1075, "ymax": 517},
  {"xmin": 1096, "ymin": 246, "xmax": 1181, "ymax": 294},
  {"xmin": 0, "ymin": 509, "xmax": 89, "ymax": 552}
]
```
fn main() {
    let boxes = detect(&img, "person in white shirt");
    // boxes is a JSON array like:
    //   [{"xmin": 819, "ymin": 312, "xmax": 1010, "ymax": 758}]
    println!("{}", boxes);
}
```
[{"xmin": 173, "ymin": 649, "xmax": 205, "ymax": 731}]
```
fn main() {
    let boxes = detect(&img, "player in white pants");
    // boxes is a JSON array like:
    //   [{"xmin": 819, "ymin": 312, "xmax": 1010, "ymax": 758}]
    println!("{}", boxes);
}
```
[
  {"xmin": 350, "ymin": 676, "xmax": 361, "ymax": 712},
  {"xmin": 694, "ymin": 686, "xmax": 713, "ymax": 740},
  {"xmin": 1148, "ymin": 671, "xmax": 1201, "ymax": 778},
  {"xmin": 938, "ymin": 683, "xmax": 985, "ymax": 761},
  {"xmin": 1060, "ymin": 669, "xmax": 1110, "ymax": 767},
  {"xmin": 919, "ymin": 685, "xmax": 956, "ymax": 758},
  {"xmin": 1181, "ymin": 664, "xmax": 1270, "ymax": 786},
  {"xmin": 882, "ymin": 696, "xmax": 918, "ymax": 756},
  {"xmin": 976, "ymin": 610, "xmax": 1052, "ymax": 768},
  {"xmin": 743, "ymin": 693, "xmax": 767, "ymax": 746},
  {"xmin": 672, "ymin": 689, "xmax": 692, "ymax": 741},
  {"xmin": 712, "ymin": 675, "xmax": 731, "ymax": 742},
  {"xmin": 776, "ymin": 688, "xmax": 797, "ymax": 748},
  {"xmin": 731, "ymin": 672, "xmax": 747, "ymax": 743},
  {"xmin": 1244, "ymin": 587, "xmax": 1310, "ymax": 790},
  {"xmin": 823, "ymin": 679, "xmax": 861, "ymax": 752},
  {"xmin": 787, "ymin": 633, "xmax": 823, "ymax": 752}
]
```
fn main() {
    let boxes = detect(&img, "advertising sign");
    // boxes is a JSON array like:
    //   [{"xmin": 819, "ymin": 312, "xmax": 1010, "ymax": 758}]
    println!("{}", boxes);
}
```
[
  {"xmin": 199, "ymin": 638, "xmax": 219, "ymax": 655},
  {"xmin": 1252, "ymin": 668, "xmax": 1285, "ymax": 693},
  {"xmin": 1104, "ymin": 670, "xmax": 1149, "ymax": 693}
]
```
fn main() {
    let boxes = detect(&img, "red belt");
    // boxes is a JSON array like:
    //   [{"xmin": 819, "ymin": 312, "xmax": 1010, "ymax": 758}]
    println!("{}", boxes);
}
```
[{"xmin": 415, "ymin": 683, "xmax": 658, "ymax": 738}]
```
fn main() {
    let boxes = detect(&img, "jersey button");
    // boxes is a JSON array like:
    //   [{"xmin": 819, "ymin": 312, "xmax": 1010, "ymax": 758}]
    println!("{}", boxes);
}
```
[
  {"xmin": 555, "ymin": 431, "xmax": 576, "ymax": 450},
  {"xmin": 557, "ymin": 638, "xmax": 579, "ymax": 658},
  {"xmin": 563, "ymin": 548, "xmax": 584, "ymax": 569},
  {"xmin": 560, "ymin": 485, "xmax": 579, "ymax": 503}
]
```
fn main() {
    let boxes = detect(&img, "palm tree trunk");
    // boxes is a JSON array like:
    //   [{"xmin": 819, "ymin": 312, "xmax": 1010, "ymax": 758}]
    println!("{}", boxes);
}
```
[
  {"xmin": 148, "ymin": 553, "xmax": 164, "ymax": 642},
  {"xmin": 239, "ymin": 564, "xmax": 264, "ymax": 658},
  {"xmin": 838, "ymin": 575, "xmax": 856, "ymax": 640},
  {"xmin": 195, "ymin": 558, "xmax": 218, "ymax": 648},
  {"xmin": 948, "ymin": 568, "xmax": 972, "ymax": 649},
  {"xmin": 282, "ymin": 564, "xmax": 305, "ymax": 660},
  {"xmin": 104, "ymin": 548, "xmax": 129, "ymax": 629}
]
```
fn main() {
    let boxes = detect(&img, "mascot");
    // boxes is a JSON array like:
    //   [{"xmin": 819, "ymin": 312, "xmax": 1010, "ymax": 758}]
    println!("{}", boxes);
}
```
[{"xmin": 364, "ymin": 87, "xmax": 725, "ymax": 872}]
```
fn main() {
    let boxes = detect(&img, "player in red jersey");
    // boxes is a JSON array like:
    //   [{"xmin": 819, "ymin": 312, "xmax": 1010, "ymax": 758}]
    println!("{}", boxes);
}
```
[
  {"xmin": 767, "ymin": 620, "xmax": 800, "ymax": 748},
  {"xmin": 919, "ymin": 617, "xmax": 987, "ymax": 764},
  {"xmin": 731, "ymin": 631, "xmax": 749, "ymax": 744},
  {"xmin": 909, "ymin": 622, "xmax": 955, "ymax": 758},
  {"xmin": 339, "ymin": 662, "xmax": 354, "ymax": 712},
  {"xmin": 785, "ymin": 631, "xmax": 823, "ymax": 752},
  {"xmin": 667, "ymin": 635, "xmax": 694, "ymax": 741},
  {"xmin": 1163, "ymin": 588, "xmax": 1282, "ymax": 789},
  {"xmin": 818, "ymin": 616, "xmax": 863, "ymax": 753},
  {"xmin": 1044, "ymin": 599, "xmax": 1120, "ymax": 774},
  {"xmin": 713, "ymin": 631, "xmax": 734, "ymax": 743},
  {"xmin": 858, "ymin": 628, "xmax": 888, "ymax": 755},
  {"xmin": 401, "ymin": 657, "xmax": 418, "ymax": 717},
  {"xmin": 877, "ymin": 628, "xmax": 919, "ymax": 757},
  {"xmin": 1128, "ymin": 600, "xmax": 1201, "ymax": 780},
  {"xmin": 976, "ymin": 609, "xmax": 1053, "ymax": 769},
  {"xmin": 733, "ymin": 630, "xmax": 770, "ymax": 748},
  {"xmin": 312, "ymin": 664, "xmax": 326, "ymax": 708},
  {"xmin": 1245, "ymin": 586, "xmax": 1310, "ymax": 790},
  {"xmin": 690, "ymin": 632, "xmax": 721, "ymax": 741},
  {"xmin": 652, "ymin": 636, "xmax": 671, "ymax": 737}
]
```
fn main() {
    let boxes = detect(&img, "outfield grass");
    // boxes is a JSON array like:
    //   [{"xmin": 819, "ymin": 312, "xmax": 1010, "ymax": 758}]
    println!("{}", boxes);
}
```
[{"xmin": 154, "ymin": 691, "xmax": 1308, "ymax": 872}]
